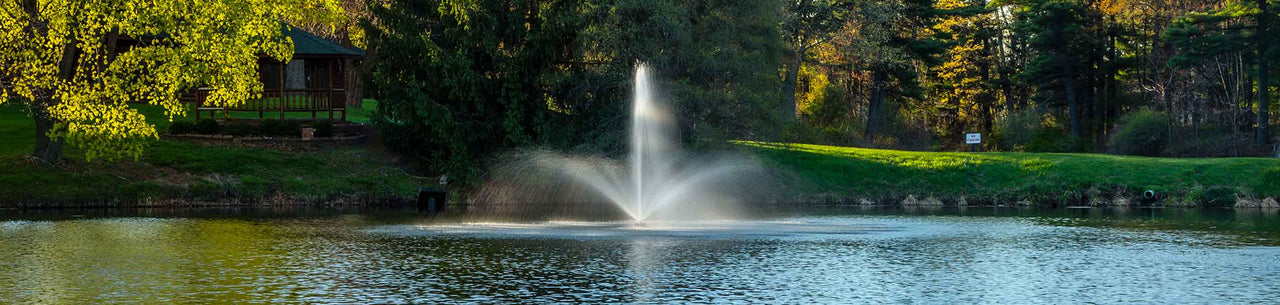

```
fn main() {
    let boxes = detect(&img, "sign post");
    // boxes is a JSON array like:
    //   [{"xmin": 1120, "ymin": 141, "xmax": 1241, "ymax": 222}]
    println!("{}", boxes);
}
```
[{"xmin": 965, "ymin": 133, "xmax": 981, "ymax": 152}]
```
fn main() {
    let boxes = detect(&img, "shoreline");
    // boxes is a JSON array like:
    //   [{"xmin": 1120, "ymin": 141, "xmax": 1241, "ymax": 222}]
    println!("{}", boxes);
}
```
[
  {"xmin": 6, "ymin": 194, "xmax": 1275, "ymax": 210},
  {"xmin": 783, "ymin": 192, "xmax": 1280, "ymax": 209},
  {"xmin": 0, "ymin": 193, "xmax": 418, "ymax": 210}
]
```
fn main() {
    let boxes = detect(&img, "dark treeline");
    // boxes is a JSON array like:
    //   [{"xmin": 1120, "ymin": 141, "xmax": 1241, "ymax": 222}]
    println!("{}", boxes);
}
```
[
  {"xmin": 356, "ymin": 0, "xmax": 1279, "ymax": 181},
  {"xmin": 787, "ymin": 0, "xmax": 1278, "ymax": 156}
]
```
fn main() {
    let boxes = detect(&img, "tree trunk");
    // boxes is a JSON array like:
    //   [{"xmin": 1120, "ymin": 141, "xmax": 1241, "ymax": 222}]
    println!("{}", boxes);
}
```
[
  {"xmin": 1065, "ymin": 64, "xmax": 1081, "ymax": 138},
  {"xmin": 31, "ymin": 103, "xmax": 64, "ymax": 163},
  {"xmin": 345, "ymin": 58, "xmax": 361, "ymax": 109},
  {"xmin": 996, "ymin": 16, "xmax": 1015, "ymax": 116},
  {"xmin": 981, "ymin": 100, "xmax": 993, "ymax": 136},
  {"xmin": 1256, "ymin": 0, "xmax": 1271, "ymax": 146},
  {"xmin": 979, "ymin": 45, "xmax": 994, "ymax": 134},
  {"xmin": 350, "ymin": 43, "xmax": 378, "ymax": 109},
  {"xmin": 781, "ymin": 50, "xmax": 802, "ymax": 122},
  {"xmin": 865, "ymin": 69, "xmax": 887, "ymax": 142},
  {"xmin": 30, "ymin": 33, "xmax": 81, "ymax": 164},
  {"xmin": 1104, "ymin": 21, "xmax": 1118, "ymax": 143},
  {"xmin": 1002, "ymin": 80, "xmax": 1015, "ymax": 115}
]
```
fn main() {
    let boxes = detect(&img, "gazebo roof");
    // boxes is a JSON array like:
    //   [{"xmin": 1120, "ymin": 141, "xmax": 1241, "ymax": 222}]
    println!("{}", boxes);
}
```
[{"xmin": 283, "ymin": 24, "xmax": 363, "ymax": 57}]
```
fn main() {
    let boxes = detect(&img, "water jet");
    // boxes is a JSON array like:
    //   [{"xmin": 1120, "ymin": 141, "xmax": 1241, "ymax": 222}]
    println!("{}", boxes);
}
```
[{"xmin": 475, "ymin": 63, "xmax": 765, "ymax": 222}]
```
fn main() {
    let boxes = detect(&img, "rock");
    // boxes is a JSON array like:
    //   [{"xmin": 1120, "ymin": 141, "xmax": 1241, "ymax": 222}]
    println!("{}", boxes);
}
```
[
  {"xmin": 1234, "ymin": 197, "xmax": 1278, "ymax": 208},
  {"xmin": 902, "ymin": 195, "xmax": 942, "ymax": 206}
]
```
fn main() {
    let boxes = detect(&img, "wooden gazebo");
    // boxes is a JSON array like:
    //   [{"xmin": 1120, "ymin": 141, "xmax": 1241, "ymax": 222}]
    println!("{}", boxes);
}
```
[{"xmin": 195, "ymin": 25, "xmax": 363, "ymax": 121}]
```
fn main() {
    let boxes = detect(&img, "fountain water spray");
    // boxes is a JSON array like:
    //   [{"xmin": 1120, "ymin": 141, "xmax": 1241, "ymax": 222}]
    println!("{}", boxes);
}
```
[
  {"xmin": 474, "ymin": 63, "xmax": 766, "ymax": 222},
  {"xmin": 630, "ymin": 64, "xmax": 665, "ymax": 221}
]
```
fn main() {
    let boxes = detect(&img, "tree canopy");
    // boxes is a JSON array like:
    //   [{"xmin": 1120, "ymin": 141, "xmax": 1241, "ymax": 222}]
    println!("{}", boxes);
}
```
[
  {"xmin": 0, "ymin": 0, "xmax": 345, "ymax": 161},
  {"xmin": 366, "ymin": 0, "xmax": 783, "ymax": 182}
]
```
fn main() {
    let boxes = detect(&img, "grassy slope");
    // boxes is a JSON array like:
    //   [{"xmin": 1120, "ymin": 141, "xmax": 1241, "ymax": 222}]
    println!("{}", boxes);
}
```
[
  {"xmin": 0, "ymin": 100, "xmax": 429, "ymax": 207},
  {"xmin": 739, "ymin": 142, "xmax": 1280, "ymax": 205}
]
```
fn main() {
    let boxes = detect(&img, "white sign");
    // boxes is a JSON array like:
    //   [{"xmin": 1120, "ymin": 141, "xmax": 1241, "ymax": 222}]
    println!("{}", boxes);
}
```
[{"xmin": 965, "ymin": 133, "xmax": 981, "ymax": 144}]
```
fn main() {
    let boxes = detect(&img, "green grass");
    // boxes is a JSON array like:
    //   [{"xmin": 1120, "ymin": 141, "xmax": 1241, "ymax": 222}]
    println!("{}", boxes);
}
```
[
  {"xmin": 0, "ymin": 103, "xmax": 35, "ymax": 157},
  {"xmin": 738, "ymin": 141, "xmax": 1280, "ymax": 206},
  {"xmin": 0, "ymin": 100, "xmax": 427, "ymax": 208}
]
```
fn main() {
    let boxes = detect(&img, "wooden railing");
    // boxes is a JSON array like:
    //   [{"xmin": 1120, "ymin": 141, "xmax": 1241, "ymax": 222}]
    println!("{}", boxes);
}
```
[{"xmin": 194, "ymin": 87, "xmax": 347, "ymax": 121}]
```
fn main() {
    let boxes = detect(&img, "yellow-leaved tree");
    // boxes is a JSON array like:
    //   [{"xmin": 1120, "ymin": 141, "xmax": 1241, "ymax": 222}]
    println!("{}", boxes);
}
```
[{"xmin": 0, "ymin": 0, "xmax": 344, "ymax": 162}]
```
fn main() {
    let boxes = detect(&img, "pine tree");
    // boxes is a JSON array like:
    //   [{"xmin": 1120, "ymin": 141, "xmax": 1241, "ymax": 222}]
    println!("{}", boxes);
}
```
[{"xmin": 1167, "ymin": 0, "xmax": 1279, "ymax": 146}]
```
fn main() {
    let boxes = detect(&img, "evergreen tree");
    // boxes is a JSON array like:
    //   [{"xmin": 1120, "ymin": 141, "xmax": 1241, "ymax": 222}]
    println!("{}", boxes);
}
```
[
  {"xmin": 853, "ymin": 0, "xmax": 949, "ymax": 141},
  {"xmin": 366, "ymin": 0, "xmax": 783, "ymax": 183},
  {"xmin": 1167, "ymin": 0, "xmax": 1279, "ymax": 146},
  {"xmin": 1014, "ymin": 0, "xmax": 1090, "ymax": 138}
]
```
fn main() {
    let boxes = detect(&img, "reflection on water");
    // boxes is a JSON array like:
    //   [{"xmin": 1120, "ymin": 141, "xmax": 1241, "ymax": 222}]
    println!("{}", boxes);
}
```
[{"xmin": 0, "ymin": 207, "xmax": 1278, "ymax": 303}]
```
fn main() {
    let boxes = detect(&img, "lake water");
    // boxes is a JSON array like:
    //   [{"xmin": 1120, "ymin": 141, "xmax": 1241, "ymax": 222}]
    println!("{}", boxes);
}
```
[{"xmin": 1, "ymin": 207, "xmax": 1277, "ymax": 303}]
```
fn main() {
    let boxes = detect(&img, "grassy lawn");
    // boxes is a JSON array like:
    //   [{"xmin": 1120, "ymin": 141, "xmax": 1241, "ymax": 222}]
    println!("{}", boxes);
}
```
[
  {"xmin": 0, "ymin": 100, "xmax": 428, "ymax": 208},
  {"xmin": 738, "ymin": 141, "xmax": 1280, "ymax": 206}
]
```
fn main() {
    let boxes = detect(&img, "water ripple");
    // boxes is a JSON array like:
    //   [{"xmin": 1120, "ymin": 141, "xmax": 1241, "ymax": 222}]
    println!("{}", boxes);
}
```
[{"xmin": 0, "ymin": 215, "xmax": 1276, "ymax": 303}]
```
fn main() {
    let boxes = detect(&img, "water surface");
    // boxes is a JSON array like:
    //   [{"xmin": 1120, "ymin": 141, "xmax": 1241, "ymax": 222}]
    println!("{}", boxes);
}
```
[{"xmin": 1, "ymin": 207, "xmax": 1277, "ymax": 303}]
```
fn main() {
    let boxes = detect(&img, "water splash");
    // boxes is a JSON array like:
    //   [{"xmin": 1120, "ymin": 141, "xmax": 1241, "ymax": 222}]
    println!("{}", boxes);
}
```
[
  {"xmin": 474, "ymin": 63, "xmax": 768, "ymax": 222},
  {"xmin": 629, "ymin": 64, "xmax": 668, "ymax": 221}
]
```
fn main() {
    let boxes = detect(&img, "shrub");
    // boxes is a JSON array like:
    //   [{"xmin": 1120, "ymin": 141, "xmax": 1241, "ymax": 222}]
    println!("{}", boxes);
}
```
[
  {"xmin": 1202, "ymin": 186, "xmax": 1238, "ymax": 207},
  {"xmin": 258, "ymin": 119, "xmax": 283, "ymax": 136},
  {"xmin": 195, "ymin": 119, "xmax": 221, "ymax": 135},
  {"xmin": 168, "ymin": 121, "xmax": 196, "ymax": 134},
  {"xmin": 800, "ymin": 83, "xmax": 850, "ymax": 128},
  {"xmin": 1026, "ymin": 127, "xmax": 1086, "ymax": 153},
  {"xmin": 312, "ymin": 119, "xmax": 335, "ymax": 138},
  {"xmin": 819, "ymin": 123, "xmax": 860, "ymax": 146},
  {"xmin": 782, "ymin": 122, "xmax": 821, "ymax": 145},
  {"xmin": 1183, "ymin": 185, "xmax": 1205, "ymax": 204},
  {"xmin": 996, "ymin": 109, "xmax": 1044, "ymax": 150},
  {"xmin": 1111, "ymin": 110, "xmax": 1169, "ymax": 156},
  {"xmin": 281, "ymin": 120, "xmax": 303, "ymax": 137},
  {"xmin": 224, "ymin": 122, "xmax": 255, "ymax": 137},
  {"xmin": 782, "ymin": 121, "xmax": 862, "ymax": 147}
]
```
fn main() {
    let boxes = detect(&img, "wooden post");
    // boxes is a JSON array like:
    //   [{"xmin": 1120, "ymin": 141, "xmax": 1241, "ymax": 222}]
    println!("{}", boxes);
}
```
[
  {"xmin": 329, "ymin": 58, "xmax": 336, "ymax": 120},
  {"xmin": 279, "ymin": 60, "xmax": 285, "ymax": 120}
]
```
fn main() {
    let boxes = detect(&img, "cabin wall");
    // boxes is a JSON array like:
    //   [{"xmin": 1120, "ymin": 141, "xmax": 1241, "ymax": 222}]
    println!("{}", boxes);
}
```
[{"xmin": 286, "ymin": 59, "xmax": 306, "ymax": 89}]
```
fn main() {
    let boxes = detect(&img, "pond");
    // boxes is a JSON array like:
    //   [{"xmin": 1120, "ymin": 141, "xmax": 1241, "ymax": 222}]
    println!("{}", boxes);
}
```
[{"xmin": 1, "ymin": 207, "xmax": 1277, "ymax": 303}]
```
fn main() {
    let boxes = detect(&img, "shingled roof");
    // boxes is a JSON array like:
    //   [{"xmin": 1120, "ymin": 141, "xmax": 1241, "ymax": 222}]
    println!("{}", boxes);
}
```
[{"xmin": 283, "ymin": 24, "xmax": 363, "ymax": 57}]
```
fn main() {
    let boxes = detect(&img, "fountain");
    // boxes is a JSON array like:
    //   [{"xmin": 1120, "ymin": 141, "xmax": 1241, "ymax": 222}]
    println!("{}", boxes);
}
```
[{"xmin": 474, "ymin": 63, "xmax": 767, "ymax": 222}]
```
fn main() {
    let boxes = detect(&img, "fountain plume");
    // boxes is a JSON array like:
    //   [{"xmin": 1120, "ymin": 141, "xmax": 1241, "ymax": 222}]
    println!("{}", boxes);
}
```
[{"xmin": 472, "ymin": 63, "xmax": 770, "ymax": 222}]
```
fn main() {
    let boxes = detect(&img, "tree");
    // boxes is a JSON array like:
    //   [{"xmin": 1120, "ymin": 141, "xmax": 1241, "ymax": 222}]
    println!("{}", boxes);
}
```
[
  {"xmin": 1167, "ymin": 0, "xmax": 1278, "ymax": 146},
  {"xmin": 366, "ymin": 0, "xmax": 586, "ymax": 182},
  {"xmin": 1256, "ymin": 0, "xmax": 1273, "ymax": 146},
  {"xmin": 1015, "ymin": 0, "xmax": 1089, "ymax": 138},
  {"xmin": 850, "ymin": 0, "xmax": 949, "ymax": 141},
  {"xmin": 367, "ymin": 0, "xmax": 785, "ymax": 183},
  {"xmin": 781, "ymin": 0, "xmax": 850, "ymax": 122},
  {"xmin": 927, "ymin": 0, "xmax": 995, "ymax": 145},
  {"xmin": 0, "ymin": 0, "xmax": 344, "ymax": 162}
]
